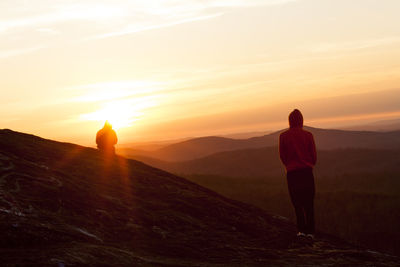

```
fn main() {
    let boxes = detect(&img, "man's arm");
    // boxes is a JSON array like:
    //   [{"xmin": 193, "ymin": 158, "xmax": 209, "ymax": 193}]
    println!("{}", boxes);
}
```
[
  {"xmin": 112, "ymin": 130, "xmax": 118, "ymax": 145},
  {"xmin": 96, "ymin": 131, "xmax": 101, "ymax": 145},
  {"xmin": 310, "ymin": 134, "xmax": 317, "ymax": 166},
  {"xmin": 279, "ymin": 134, "xmax": 288, "ymax": 165}
]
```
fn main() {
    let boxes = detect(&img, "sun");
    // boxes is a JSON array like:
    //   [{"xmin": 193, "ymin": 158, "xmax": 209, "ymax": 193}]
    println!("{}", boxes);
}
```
[
  {"xmin": 97, "ymin": 102, "xmax": 139, "ymax": 130},
  {"xmin": 80, "ymin": 98, "xmax": 157, "ymax": 130}
]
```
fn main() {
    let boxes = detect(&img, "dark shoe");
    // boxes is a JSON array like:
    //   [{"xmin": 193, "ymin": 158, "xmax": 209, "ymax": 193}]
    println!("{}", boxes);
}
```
[{"xmin": 297, "ymin": 232, "xmax": 306, "ymax": 237}]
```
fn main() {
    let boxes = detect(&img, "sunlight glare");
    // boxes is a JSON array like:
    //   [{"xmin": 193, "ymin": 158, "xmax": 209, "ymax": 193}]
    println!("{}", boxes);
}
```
[{"xmin": 80, "ymin": 97, "xmax": 158, "ymax": 130}]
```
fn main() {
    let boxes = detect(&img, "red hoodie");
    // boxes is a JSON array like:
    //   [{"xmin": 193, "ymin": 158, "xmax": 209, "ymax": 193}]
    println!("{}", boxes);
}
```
[
  {"xmin": 279, "ymin": 109, "xmax": 317, "ymax": 172},
  {"xmin": 279, "ymin": 127, "xmax": 317, "ymax": 172}
]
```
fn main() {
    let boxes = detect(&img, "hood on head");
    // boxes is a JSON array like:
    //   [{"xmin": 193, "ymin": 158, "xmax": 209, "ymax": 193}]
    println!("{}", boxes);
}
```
[
  {"xmin": 289, "ymin": 109, "xmax": 303, "ymax": 128},
  {"xmin": 103, "ymin": 121, "xmax": 112, "ymax": 129}
]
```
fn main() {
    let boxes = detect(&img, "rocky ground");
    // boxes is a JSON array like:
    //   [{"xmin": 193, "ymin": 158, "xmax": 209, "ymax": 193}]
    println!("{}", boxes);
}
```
[{"xmin": 0, "ymin": 129, "xmax": 398, "ymax": 266}]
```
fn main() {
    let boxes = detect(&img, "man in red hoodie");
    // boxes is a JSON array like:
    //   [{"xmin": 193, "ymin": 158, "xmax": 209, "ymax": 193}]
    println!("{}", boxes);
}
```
[{"xmin": 279, "ymin": 109, "xmax": 317, "ymax": 238}]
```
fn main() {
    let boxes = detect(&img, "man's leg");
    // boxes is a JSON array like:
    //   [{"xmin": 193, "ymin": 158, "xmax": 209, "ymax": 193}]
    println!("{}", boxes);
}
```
[
  {"xmin": 287, "ymin": 171, "xmax": 306, "ymax": 234},
  {"xmin": 304, "ymin": 202, "xmax": 314, "ymax": 234},
  {"xmin": 294, "ymin": 204, "xmax": 306, "ymax": 234},
  {"xmin": 304, "ymin": 170, "xmax": 316, "ymax": 235}
]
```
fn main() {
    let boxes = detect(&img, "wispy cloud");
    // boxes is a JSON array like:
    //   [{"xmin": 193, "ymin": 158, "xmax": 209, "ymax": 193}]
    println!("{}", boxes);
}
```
[
  {"xmin": 204, "ymin": 0, "xmax": 296, "ymax": 7},
  {"xmin": 91, "ymin": 13, "xmax": 224, "ymax": 40},
  {"xmin": 0, "ymin": 0, "xmax": 296, "ymax": 38},
  {"xmin": 311, "ymin": 37, "xmax": 400, "ymax": 53},
  {"xmin": 0, "ymin": 45, "xmax": 46, "ymax": 59},
  {"xmin": 67, "ymin": 80, "xmax": 167, "ymax": 102},
  {"xmin": 35, "ymin": 28, "xmax": 61, "ymax": 35},
  {"xmin": 0, "ymin": 0, "xmax": 296, "ymax": 59},
  {"xmin": 89, "ymin": 0, "xmax": 296, "ymax": 39},
  {"xmin": 0, "ymin": 2, "xmax": 126, "ymax": 34}
]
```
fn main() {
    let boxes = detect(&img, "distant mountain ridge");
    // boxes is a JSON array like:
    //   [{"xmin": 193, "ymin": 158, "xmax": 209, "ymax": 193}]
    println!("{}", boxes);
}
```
[
  {"xmin": 118, "ymin": 127, "xmax": 400, "ymax": 161},
  {"xmin": 2, "ymin": 129, "xmax": 398, "ymax": 265},
  {"xmin": 342, "ymin": 118, "xmax": 400, "ymax": 132},
  {"xmin": 137, "ymin": 146, "xmax": 400, "ymax": 183}
]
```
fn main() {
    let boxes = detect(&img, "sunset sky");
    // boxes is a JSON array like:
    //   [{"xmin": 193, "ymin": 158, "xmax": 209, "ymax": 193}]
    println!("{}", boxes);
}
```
[{"xmin": 1, "ymin": 0, "xmax": 400, "ymax": 145}]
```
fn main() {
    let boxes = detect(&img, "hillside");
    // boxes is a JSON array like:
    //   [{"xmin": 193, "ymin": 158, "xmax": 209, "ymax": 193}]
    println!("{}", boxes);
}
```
[
  {"xmin": 130, "ymin": 146, "xmax": 400, "ymax": 255},
  {"xmin": 118, "ymin": 127, "xmax": 400, "ymax": 161},
  {"xmin": 0, "ymin": 129, "xmax": 398, "ymax": 266}
]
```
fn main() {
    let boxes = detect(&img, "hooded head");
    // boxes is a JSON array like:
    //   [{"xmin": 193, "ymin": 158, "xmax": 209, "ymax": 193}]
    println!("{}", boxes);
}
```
[
  {"xmin": 289, "ymin": 109, "xmax": 303, "ymax": 128},
  {"xmin": 103, "ymin": 121, "xmax": 112, "ymax": 129}
]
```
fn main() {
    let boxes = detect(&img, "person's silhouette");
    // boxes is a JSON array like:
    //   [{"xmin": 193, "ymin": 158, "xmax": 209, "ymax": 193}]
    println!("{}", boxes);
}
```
[
  {"xmin": 279, "ymin": 109, "xmax": 317, "ymax": 239},
  {"xmin": 96, "ymin": 121, "xmax": 118, "ymax": 154}
]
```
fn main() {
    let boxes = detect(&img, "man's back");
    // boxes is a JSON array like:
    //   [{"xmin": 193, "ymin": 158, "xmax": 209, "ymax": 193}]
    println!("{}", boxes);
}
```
[
  {"xmin": 279, "ymin": 127, "xmax": 316, "ymax": 172},
  {"xmin": 96, "ymin": 122, "xmax": 118, "ymax": 153}
]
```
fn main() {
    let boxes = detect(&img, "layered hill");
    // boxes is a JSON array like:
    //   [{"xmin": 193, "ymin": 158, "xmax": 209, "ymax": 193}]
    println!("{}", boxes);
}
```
[
  {"xmin": 0, "ymin": 129, "xmax": 397, "ymax": 266},
  {"xmin": 131, "ymin": 146, "xmax": 400, "ymax": 256},
  {"xmin": 118, "ymin": 127, "xmax": 400, "ymax": 161},
  {"xmin": 122, "ymin": 131, "xmax": 400, "ymax": 256},
  {"xmin": 137, "ymin": 146, "xmax": 400, "ymax": 181},
  {"xmin": 343, "ymin": 118, "xmax": 400, "ymax": 132}
]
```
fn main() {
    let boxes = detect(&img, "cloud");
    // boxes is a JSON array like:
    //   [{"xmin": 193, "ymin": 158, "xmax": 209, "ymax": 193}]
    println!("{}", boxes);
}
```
[
  {"xmin": 129, "ymin": 88, "xmax": 400, "ymax": 140},
  {"xmin": 310, "ymin": 37, "xmax": 400, "ymax": 53},
  {"xmin": 67, "ymin": 80, "xmax": 167, "ymax": 103},
  {"xmin": 90, "ymin": 13, "xmax": 224, "ymax": 40},
  {"xmin": 0, "ymin": 0, "xmax": 297, "ymax": 59},
  {"xmin": 204, "ymin": 0, "xmax": 296, "ymax": 7},
  {"xmin": 35, "ymin": 28, "xmax": 61, "ymax": 35},
  {"xmin": 89, "ymin": 0, "xmax": 296, "ymax": 39},
  {"xmin": 0, "ymin": 0, "xmax": 296, "ymax": 38},
  {"xmin": 0, "ymin": 45, "xmax": 46, "ymax": 59},
  {"xmin": 0, "ymin": 2, "xmax": 127, "ymax": 34}
]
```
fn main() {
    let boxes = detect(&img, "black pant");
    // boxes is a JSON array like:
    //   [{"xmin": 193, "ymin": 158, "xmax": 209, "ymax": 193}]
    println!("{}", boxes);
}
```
[{"xmin": 287, "ymin": 168, "xmax": 315, "ymax": 234}]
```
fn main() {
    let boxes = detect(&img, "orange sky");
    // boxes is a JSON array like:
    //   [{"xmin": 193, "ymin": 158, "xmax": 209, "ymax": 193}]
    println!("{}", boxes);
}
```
[{"xmin": 1, "ymin": 0, "xmax": 400, "ymax": 145}]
